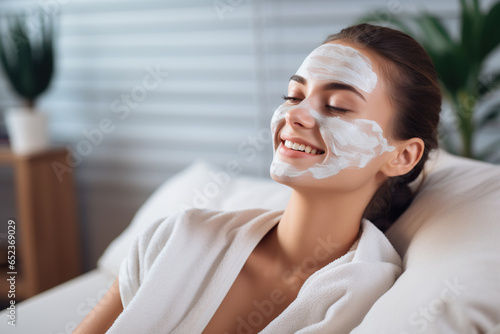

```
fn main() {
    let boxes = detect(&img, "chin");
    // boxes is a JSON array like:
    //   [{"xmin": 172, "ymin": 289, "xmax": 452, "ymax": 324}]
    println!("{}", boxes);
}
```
[
  {"xmin": 270, "ymin": 170, "xmax": 291, "ymax": 184},
  {"xmin": 270, "ymin": 163, "xmax": 298, "ymax": 185},
  {"xmin": 269, "ymin": 162, "xmax": 314, "ymax": 189}
]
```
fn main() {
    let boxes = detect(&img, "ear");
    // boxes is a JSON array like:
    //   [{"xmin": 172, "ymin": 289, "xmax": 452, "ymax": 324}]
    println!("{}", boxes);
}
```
[{"xmin": 381, "ymin": 138, "xmax": 424, "ymax": 177}]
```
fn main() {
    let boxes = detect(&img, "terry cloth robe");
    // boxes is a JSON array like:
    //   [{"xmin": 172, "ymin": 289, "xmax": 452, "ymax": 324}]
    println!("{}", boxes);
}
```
[{"xmin": 106, "ymin": 208, "xmax": 402, "ymax": 334}]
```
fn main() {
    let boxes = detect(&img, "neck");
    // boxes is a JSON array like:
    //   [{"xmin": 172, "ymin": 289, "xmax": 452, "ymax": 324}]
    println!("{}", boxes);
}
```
[{"xmin": 271, "ymin": 183, "xmax": 374, "ymax": 274}]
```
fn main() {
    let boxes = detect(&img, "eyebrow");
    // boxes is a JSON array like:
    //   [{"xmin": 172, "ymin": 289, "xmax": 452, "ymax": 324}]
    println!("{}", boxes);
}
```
[{"xmin": 289, "ymin": 74, "xmax": 366, "ymax": 102}]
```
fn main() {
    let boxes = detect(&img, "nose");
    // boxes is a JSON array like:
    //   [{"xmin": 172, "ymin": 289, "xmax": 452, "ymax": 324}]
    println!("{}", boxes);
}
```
[{"xmin": 285, "ymin": 102, "xmax": 316, "ymax": 129}]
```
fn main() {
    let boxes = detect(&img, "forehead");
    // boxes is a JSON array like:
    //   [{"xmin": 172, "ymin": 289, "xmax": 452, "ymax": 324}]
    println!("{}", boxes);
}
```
[{"xmin": 295, "ymin": 43, "xmax": 377, "ymax": 94}]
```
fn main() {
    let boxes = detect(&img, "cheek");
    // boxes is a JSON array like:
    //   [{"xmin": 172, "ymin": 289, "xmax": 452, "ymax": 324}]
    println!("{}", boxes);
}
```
[
  {"xmin": 270, "ymin": 104, "xmax": 292, "ymax": 148},
  {"xmin": 320, "ymin": 118, "xmax": 394, "ymax": 159},
  {"xmin": 302, "ymin": 117, "xmax": 394, "ymax": 179},
  {"xmin": 271, "ymin": 104, "xmax": 286, "ymax": 132}
]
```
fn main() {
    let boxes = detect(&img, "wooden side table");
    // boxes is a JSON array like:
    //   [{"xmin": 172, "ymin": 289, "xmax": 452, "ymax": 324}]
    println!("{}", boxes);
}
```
[{"xmin": 0, "ymin": 147, "xmax": 82, "ymax": 300}]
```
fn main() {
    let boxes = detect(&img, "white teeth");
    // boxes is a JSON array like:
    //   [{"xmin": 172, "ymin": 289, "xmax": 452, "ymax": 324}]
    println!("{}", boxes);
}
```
[{"xmin": 282, "ymin": 139, "xmax": 322, "ymax": 154}]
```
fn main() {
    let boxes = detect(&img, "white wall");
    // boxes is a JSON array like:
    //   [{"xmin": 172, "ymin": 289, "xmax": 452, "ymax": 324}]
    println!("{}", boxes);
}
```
[{"xmin": 0, "ymin": 0, "xmax": 498, "ymax": 271}]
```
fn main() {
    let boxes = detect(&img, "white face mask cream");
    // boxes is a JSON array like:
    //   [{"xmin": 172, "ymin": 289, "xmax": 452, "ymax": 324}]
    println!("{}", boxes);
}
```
[
  {"xmin": 270, "ymin": 44, "xmax": 395, "ymax": 180},
  {"xmin": 296, "ymin": 43, "xmax": 378, "ymax": 93}
]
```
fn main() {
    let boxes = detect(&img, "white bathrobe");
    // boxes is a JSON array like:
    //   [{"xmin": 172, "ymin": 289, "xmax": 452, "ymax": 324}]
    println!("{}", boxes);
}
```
[{"xmin": 107, "ymin": 208, "xmax": 402, "ymax": 333}]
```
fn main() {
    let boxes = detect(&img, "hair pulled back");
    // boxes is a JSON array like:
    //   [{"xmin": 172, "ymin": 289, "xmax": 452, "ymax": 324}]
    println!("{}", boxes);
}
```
[{"xmin": 323, "ymin": 23, "xmax": 441, "ymax": 232}]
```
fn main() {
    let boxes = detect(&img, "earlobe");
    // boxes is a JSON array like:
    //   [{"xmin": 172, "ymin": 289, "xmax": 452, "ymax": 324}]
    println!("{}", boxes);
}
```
[{"xmin": 382, "ymin": 138, "xmax": 424, "ymax": 177}]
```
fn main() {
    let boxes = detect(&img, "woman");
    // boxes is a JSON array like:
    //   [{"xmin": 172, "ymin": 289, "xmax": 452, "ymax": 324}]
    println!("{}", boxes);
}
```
[{"xmin": 74, "ymin": 23, "xmax": 441, "ymax": 333}]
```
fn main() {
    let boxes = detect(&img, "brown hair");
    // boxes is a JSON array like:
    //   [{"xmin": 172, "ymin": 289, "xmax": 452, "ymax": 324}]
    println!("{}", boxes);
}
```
[{"xmin": 323, "ymin": 23, "xmax": 441, "ymax": 232}]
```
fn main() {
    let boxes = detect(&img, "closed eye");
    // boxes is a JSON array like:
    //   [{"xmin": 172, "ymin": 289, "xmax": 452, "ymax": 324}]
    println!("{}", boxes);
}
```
[
  {"xmin": 326, "ymin": 105, "xmax": 351, "ymax": 113},
  {"xmin": 282, "ymin": 95, "xmax": 302, "ymax": 103},
  {"xmin": 282, "ymin": 95, "xmax": 350, "ymax": 113}
]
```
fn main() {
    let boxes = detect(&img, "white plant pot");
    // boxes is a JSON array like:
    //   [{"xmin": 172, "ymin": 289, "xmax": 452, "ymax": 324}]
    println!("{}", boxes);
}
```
[{"xmin": 5, "ymin": 107, "xmax": 49, "ymax": 155}]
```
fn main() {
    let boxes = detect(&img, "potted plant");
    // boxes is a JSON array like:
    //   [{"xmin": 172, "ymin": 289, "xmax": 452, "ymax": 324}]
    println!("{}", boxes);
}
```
[
  {"xmin": 0, "ymin": 11, "xmax": 54, "ymax": 155},
  {"xmin": 360, "ymin": 0, "xmax": 500, "ymax": 161}
]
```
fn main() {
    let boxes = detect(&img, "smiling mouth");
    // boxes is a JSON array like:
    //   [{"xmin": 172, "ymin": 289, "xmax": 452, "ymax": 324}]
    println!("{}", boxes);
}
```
[{"xmin": 282, "ymin": 140, "xmax": 325, "ymax": 155}]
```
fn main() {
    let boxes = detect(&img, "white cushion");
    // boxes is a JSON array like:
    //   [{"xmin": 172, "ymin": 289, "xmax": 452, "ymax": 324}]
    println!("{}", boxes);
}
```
[
  {"xmin": 0, "ymin": 269, "xmax": 115, "ymax": 333},
  {"xmin": 98, "ymin": 161, "xmax": 217, "ymax": 276},
  {"xmin": 353, "ymin": 150, "xmax": 500, "ymax": 333}
]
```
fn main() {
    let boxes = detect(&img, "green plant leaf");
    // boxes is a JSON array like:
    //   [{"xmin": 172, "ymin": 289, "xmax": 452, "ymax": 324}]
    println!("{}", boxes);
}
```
[
  {"xmin": 0, "ymin": 29, "xmax": 17, "ymax": 88},
  {"xmin": 476, "ymin": 71, "xmax": 500, "ymax": 98},
  {"xmin": 414, "ymin": 13, "xmax": 455, "ymax": 54},
  {"xmin": 34, "ymin": 13, "xmax": 54, "ymax": 99},
  {"xmin": 7, "ymin": 15, "xmax": 32, "ymax": 99},
  {"xmin": 472, "ymin": 0, "xmax": 481, "ymax": 18},
  {"xmin": 0, "ymin": 11, "xmax": 55, "ymax": 105},
  {"xmin": 477, "ymin": 102, "xmax": 500, "ymax": 128},
  {"xmin": 14, "ymin": 14, "xmax": 38, "ymax": 101},
  {"xmin": 479, "ymin": 1, "xmax": 500, "ymax": 60},
  {"xmin": 460, "ymin": 0, "xmax": 482, "ymax": 64},
  {"xmin": 431, "ymin": 47, "xmax": 471, "ymax": 98}
]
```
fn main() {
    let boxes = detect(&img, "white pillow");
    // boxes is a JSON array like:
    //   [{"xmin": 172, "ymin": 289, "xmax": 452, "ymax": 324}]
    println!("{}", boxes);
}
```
[
  {"xmin": 97, "ymin": 160, "xmax": 291, "ymax": 276},
  {"xmin": 353, "ymin": 150, "xmax": 500, "ymax": 333},
  {"xmin": 98, "ymin": 160, "xmax": 218, "ymax": 276}
]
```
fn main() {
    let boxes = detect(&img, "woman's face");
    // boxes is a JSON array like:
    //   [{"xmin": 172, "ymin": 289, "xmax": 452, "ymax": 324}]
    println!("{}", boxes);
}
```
[{"xmin": 270, "ymin": 40, "xmax": 397, "ymax": 191}]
